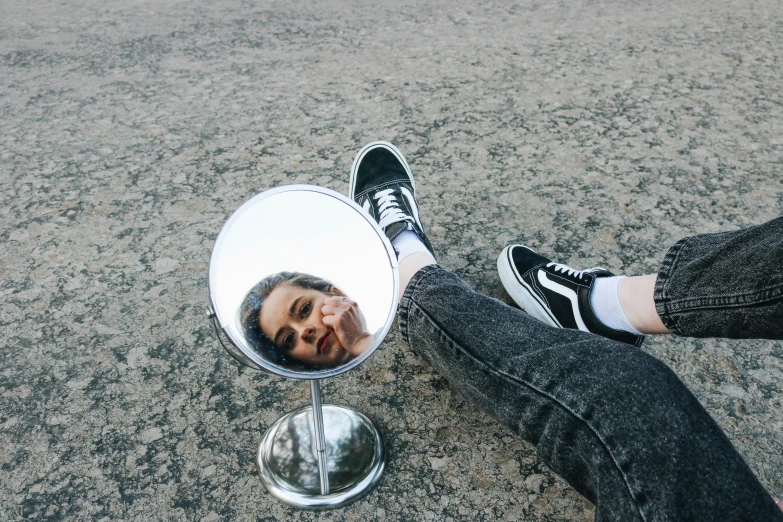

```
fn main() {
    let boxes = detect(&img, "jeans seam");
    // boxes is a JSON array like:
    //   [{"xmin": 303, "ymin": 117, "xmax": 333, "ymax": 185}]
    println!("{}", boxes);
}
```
[{"xmin": 405, "ymin": 300, "xmax": 647, "ymax": 522}]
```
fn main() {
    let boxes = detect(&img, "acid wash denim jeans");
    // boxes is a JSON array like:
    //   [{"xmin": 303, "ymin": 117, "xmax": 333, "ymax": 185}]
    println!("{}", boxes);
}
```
[{"xmin": 398, "ymin": 216, "xmax": 783, "ymax": 522}]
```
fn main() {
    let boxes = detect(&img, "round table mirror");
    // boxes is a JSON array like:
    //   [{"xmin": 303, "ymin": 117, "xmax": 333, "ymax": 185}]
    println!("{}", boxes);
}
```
[{"xmin": 207, "ymin": 185, "xmax": 398, "ymax": 509}]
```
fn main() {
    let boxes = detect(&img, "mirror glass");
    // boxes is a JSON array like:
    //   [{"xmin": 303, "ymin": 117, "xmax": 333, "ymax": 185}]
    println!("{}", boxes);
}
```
[{"xmin": 209, "ymin": 185, "xmax": 398, "ymax": 379}]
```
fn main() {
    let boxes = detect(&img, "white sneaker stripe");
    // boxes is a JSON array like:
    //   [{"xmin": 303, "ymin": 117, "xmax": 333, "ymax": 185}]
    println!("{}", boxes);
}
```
[
  {"xmin": 399, "ymin": 186, "xmax": 421, "ymax": 228},
  {"xmin": 537, "ymin": 272, "xmax": 588, "ymax": 332},
  {"xmin": 520, "ymin": 277, "xmax": 562, "ymax": 327}
]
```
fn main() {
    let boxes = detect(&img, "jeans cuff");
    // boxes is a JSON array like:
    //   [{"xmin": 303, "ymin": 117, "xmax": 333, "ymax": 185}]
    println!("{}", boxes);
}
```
[
  {"xmin": 653, "ymin": 236, "xmax": 690, "ymax": 336},
  {"xmin": 398, "ymin": 264, "xmax": 443, "ymax": 346}
]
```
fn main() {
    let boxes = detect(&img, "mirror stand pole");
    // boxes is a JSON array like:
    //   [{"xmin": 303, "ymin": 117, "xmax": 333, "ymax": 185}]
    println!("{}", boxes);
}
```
[{"xmin": 309, "ymin": 379, "xmax": 330, "ymax": 495}]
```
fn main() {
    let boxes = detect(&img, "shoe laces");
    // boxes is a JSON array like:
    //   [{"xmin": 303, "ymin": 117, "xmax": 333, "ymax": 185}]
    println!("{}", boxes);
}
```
[
  {"xmin": 547, "ymin": 262, "xmax": 604, "ymax": 281},
  {"xmin": 373, "ymin": 188, "xmax": 413, "ymax": 230}
]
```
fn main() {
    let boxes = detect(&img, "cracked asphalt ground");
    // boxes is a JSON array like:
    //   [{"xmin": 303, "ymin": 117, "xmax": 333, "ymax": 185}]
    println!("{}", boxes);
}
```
[{"xmin": 2, "ymin": 0, "xmax": 781, "ymax": 520}]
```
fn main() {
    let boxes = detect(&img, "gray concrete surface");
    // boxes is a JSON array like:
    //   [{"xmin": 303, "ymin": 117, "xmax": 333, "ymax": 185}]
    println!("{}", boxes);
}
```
[{"xmin": 2, "ymin": 0, "xmax": 782, "ymax": 520}]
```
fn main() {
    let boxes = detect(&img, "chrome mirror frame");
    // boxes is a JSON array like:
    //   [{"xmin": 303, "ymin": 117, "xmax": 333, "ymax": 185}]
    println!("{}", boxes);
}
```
[{"xmin": 207, "ymin": 184, "xmax": 399, "ymax": 380}]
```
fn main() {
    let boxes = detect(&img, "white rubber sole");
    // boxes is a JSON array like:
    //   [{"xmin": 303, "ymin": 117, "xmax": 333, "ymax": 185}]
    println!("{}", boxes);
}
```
[
  {"xmin": 348, "ymin": 141, "xmax": 416, "ymax": 199},
  {"xmin": 497, "ymin": 245, "xmax": 562, "ymax": 328}
]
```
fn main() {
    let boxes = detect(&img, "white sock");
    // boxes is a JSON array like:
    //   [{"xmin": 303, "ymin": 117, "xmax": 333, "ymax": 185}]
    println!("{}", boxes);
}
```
[
  {"xmin": 589, "ymin": 276, "xmax": 645, "ymax": 336},
  {"xmin": 392, "ymin": 227, "xmax": 434, "ymax": 262}
]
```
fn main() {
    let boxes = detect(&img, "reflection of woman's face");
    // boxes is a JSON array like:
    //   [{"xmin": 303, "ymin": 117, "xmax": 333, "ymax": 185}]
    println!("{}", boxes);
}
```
[{"xmin": 259, "ymin": 283, "xmax": 351, "ymax": 368}]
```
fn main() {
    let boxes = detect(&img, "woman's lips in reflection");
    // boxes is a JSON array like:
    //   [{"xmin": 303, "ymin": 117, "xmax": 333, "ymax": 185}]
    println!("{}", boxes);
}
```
[{"xmin": 317, "ymin": 333, "xmax": 330, "ymax": 354}]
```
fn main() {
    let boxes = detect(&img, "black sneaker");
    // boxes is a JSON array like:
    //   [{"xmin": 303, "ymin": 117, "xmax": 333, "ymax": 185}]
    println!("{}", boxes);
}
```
[
  {"xmin": 497, "ymin": 245, "xmax": 644, "ymax": 346},
  {"xmin": 349, "ymin": 141, "xmax": 435, "ymax": 256}
]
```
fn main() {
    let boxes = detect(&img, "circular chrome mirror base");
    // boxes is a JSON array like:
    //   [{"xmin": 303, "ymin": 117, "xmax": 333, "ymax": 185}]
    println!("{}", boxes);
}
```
[{"xmin": 257, "ymin": 404, "xmax": 385, "ymax": 510}]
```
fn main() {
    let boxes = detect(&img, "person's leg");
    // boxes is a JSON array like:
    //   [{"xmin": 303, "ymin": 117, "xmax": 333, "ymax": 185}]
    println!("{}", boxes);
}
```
[
  {"xmin": 654, "ymin": 215, "xmax": 783, "ymax": 339},
  {"xmin": 400, "ymin": 265, "xmax": 783, "ymax": 522},
  {"xmin": 498, "ymin": 216, "xmax": 783, "ymax": 340},
  {"xmin": 617, "ymin": 275, "xmax": 670, "ymax": 334},
  {"xmin": 598, "ymin": 216, "xmax": 783, "ymax": 337},
  {"xmin": 398, "ymin": 251, "xmax": 436, "ymax": 296}
]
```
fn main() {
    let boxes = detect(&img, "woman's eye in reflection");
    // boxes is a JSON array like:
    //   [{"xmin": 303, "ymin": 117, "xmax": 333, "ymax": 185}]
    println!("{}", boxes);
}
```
[
  {"xmin": 300, "ymin": 301, "xmax": 312, "ymax": 319},
  {"xmin": 282, "ymin": 332, "xmax": 295, "ymax": 352}
]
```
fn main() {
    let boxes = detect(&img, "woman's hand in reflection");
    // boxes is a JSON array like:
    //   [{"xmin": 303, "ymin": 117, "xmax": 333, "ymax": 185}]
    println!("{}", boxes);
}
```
[{"xmin": 321, "ymin": 296, "xmax": 372, "ymax": 357}]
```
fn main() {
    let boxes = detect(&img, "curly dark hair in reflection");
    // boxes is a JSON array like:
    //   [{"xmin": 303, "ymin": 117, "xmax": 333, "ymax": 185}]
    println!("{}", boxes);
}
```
[{"xmin": 240, "ymin": 272, "xmax": 334, "ymax": 369}]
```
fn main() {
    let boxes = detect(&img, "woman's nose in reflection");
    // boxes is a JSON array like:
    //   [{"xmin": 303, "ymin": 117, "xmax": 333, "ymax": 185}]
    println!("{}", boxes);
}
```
[{"xmin": 300, "ymin": 325, "xmax": 316, "ymax": 344}]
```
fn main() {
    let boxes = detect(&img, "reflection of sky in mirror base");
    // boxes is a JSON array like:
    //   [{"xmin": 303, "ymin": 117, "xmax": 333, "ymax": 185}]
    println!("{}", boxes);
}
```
[{"xmin": 210, "ymin": 189, "xmax": 395, "ymax": 358}]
